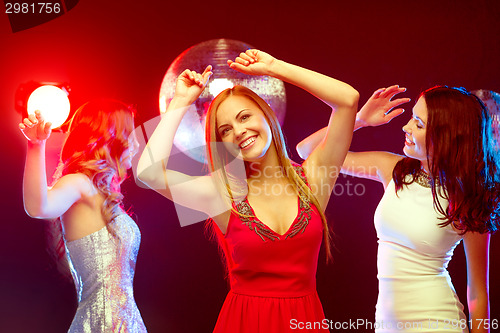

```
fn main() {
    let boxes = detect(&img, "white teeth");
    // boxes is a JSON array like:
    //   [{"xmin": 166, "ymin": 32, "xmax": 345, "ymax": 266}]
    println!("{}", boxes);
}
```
[{"xmin": 240, "ymin": 137, "xmax": 255, "ymax": 148}]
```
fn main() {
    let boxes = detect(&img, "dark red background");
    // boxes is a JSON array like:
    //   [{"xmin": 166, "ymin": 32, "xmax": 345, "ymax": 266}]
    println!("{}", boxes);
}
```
[{"xmin": 1, "ymin": 0, "xmax": 499, "ymax": 332}]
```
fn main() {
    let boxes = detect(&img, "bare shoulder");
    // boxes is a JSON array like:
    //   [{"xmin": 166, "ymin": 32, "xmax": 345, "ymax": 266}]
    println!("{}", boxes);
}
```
[
  {"xmin": 339, "ymin": 151, "xmax": 404, "ymax": 185},
  {"xmin": 374, "ymin": 152, "xmax": 404, "ymax": 188},
  {"xmin": 376, "ymin": 152, "xmax": 404, "ymax": 170},
  {"xmin": 51, "ymin": 173, "xmax": 97, "ymax": 197}
]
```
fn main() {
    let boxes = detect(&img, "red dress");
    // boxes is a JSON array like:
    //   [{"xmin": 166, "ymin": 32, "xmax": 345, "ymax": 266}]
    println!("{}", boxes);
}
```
[{"xmin": 213, "ymin": 167, "xmax": 328, "ymax": 333}]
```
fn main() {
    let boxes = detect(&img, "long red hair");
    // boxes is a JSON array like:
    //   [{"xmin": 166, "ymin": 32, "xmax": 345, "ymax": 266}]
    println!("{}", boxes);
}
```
[
  {"xmin": 393, "ymin": 86, "xmax": 500, "ymax": 233},
  {"xmin": 49, "ymin": 99, "xmax": 136, "ymax": 276}
]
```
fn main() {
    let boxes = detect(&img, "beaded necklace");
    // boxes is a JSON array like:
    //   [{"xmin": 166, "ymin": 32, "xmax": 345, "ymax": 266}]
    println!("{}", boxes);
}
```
[{"xmin": 415, "ymin": 170, "xmax": 432, "ymax": 188}]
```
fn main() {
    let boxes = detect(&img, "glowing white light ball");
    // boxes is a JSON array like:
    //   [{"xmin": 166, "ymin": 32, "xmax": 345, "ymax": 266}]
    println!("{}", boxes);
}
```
[
  {"xmin": 208, "ymin": 78, "xmax": 235, "ymax": 96},
  {"xmin": 27, "ymin": 85, "xmax": 70, "ymax": 128}
]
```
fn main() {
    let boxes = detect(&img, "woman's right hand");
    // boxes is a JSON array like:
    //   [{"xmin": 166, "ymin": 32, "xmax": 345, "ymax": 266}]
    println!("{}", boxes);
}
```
[
  {"xmin": 173, "ymin": 65, "xmax": 213, "ymax": 104},
  {"xmin": 356, "ymin": 85, "xmax": 410, "ymax": 128},
  {"xmin": 19, "ymin": 110, "xmax": 51, "ymax": 144}
]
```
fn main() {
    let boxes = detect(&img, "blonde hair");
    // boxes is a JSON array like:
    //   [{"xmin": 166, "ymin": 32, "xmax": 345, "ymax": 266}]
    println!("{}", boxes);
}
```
[{"xmin": 205, "ymin": 86, "xmax": 332, "ymax": 261}]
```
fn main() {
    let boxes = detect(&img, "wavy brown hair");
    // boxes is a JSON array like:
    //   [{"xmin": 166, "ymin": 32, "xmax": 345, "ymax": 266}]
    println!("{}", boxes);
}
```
[
  {"xmin": 205, "ymin": 85, "xmax": 332, "ymax": 261},
  {"xmin": 393, "ymin": 86, "xmax": 500, "ymax": 234},
  {"xmin": 49, "ymin": 99, "xmax": 136, "ymax": 276}
]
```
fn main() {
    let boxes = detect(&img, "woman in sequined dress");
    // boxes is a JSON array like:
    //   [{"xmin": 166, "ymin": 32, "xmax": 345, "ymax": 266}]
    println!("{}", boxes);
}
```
[
  {"xmin": 297, "ymin": 86, "xmax": 500, "ymax": 333},
  {"xmin": 137, "ymin": 49, "xmax": 359, "ymax": 332},
  {"xmin": 20, "ymin": 100, "xmax": 147, "ymax": 332}
]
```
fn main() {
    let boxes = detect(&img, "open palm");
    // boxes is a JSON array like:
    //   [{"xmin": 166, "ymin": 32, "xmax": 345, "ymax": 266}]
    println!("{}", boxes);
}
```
[{"xmin": 357, "ymin": 85, "xmax": 411, "ymax": 127}]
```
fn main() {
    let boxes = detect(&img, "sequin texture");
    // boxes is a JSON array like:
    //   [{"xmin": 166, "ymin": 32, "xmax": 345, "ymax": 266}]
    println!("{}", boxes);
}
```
[{"xmin": 64, "ymin": 214, "xmax": 147, "ymax": 332}]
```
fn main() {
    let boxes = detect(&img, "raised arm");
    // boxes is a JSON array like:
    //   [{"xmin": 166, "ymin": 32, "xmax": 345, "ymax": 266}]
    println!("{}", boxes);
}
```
[
  {"xmin": 297, "ymin": 86, "xmax": 408, "ymax": 158},
  {"xmin": 229, "ymin": 49, "xmax": 360, "ymax": 208},
  {"xmin": 463, "ymin": 231, "xmax": 490, "ymax": 333},
  {"xmin": 136, "ymin": 66, "xmax": 229, "ymax": 217},
  {"xmin": 296, "ymin": 85, "xmax": 409, "ymax": 187},
  {"xmin": 137, "ymin": 66, "xmax": 212, "ymax": 183},
  {"xmin": 229, "ymin": 50, "xmax": 359, "ymax": 111},
  {"xmin": 20, "ymin": 111, "xmax": 86, "ymax": 219}
]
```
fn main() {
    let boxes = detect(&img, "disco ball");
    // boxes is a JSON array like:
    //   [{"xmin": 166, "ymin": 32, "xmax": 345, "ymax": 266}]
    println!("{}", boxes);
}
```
[
  {"xmin": 473, "ymin": 89, "xmax": 500, "ymax": 150},
  {"xmin": 159, "ymin": 39, "xmax": 287, "ymax": 163}
]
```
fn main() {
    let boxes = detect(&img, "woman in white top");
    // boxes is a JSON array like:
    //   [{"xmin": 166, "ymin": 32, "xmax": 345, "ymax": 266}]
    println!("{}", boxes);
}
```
[{"xmin": 297, "ymin": 85, "xmax": 499, "ymax": 333}]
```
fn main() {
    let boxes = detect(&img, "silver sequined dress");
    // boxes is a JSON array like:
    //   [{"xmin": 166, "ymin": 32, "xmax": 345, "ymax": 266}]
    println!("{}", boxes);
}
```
[{"xmin": 64, "ymin": 214, "xmax": 147, "ymax": 332}]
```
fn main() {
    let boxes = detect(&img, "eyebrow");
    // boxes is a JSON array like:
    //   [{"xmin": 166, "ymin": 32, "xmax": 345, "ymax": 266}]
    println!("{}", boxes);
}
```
[
  {"xmin": 412, "ymin": 111, "xmax": 426, "ymax": 124},
  {"xmin": 414, "ymin": 115, "xmax": 426, "ymax": 124},
  {"xmin": 217, "ymin": 109, "xmax": 250, "ymax": 131}
]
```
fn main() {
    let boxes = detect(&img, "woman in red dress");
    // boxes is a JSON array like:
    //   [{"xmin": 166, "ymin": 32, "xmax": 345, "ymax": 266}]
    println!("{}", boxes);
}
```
[{"xmin": 137, "ymin": 49, "xmax": 359, "ymax": 332}]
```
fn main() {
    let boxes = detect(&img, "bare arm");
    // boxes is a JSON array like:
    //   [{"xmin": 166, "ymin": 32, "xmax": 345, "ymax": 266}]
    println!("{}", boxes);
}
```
[
  {"xmin": 297, "ymin": 85, "xmax": 409, "ymax": 158},
  {"xmin": 341, "ymin": 151, "xmax": 403, "ymax": 187},
  {"xmin": 230, "ymin": 50, "xmax": 358, "ymax": 165},
  {"xmin": 296, "ymin": 85, "xmax": 409, "ymax": 187},
  {"xmin": 136, "ymin": 66, "xmax": 229, "ymax": 217},
  {"xmin": 229, "ymin": 49, "xmax": 359, "ymax": 209},
  {"xmin": 463, "ymin": 231, "xmax": 490, "ymax": 333},
  {"xmin": 20, "ymin": 111, "xmax": 86, "ymax": 219},
  {"xmin": 137, "ymin": 67, "xmax": 212, "ymax": 181}
]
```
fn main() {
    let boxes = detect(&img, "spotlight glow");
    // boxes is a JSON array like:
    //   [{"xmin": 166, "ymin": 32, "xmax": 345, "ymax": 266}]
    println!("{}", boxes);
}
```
[
  {"xmin": 27, "ymin": 85, "xmax": 70, "ymax": 128},
  {"xmin": 208, "ymin": 78, "xmax": 234, "ymax": 96}
]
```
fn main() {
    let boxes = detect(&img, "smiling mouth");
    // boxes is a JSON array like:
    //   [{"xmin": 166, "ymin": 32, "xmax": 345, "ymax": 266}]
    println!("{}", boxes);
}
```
[
  {"xmin": 239, "ymin": 136, "xmax": 256, "ymax": 149},
  {"xmin": 405, "ymin": 136, "xmax": 414, "ymax": 146}
]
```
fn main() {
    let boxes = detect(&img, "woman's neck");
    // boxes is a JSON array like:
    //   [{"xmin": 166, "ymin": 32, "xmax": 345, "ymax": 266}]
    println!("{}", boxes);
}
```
[
  {"xmin": 420, "ymin": 159, "xmax": 430, "ymax": 175},
  {"xmin": 246, "ymin": 145, "xmax": 286, "ymax": 182}
]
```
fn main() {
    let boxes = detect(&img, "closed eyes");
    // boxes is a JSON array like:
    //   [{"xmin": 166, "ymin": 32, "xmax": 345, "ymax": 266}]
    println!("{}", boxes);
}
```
[{"xmin": 412, "ymin": 116, "xmax": 425, "ymax": 129}]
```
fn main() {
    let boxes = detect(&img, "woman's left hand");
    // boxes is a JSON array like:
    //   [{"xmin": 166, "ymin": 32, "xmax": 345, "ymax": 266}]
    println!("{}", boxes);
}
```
[{"xmin": 227, "ymin": 49, "xmax": 276, "ymax": 76}]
